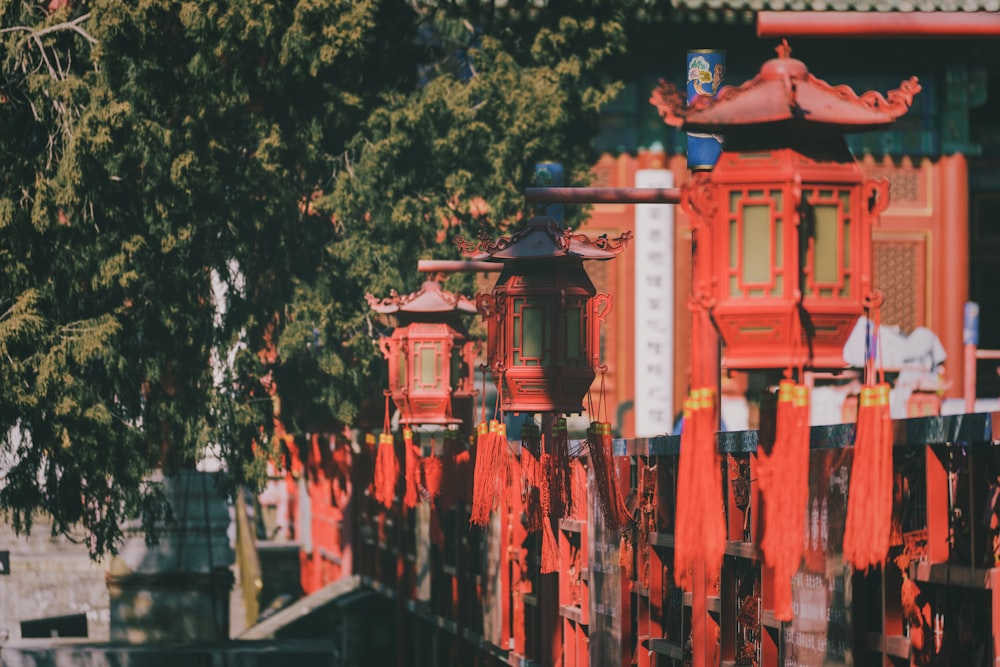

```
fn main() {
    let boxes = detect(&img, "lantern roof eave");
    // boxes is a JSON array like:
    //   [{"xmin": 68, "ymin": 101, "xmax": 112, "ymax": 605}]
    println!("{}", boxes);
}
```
[
  {"xmin": 455, "ymin": 216, "xmax": 632, "ymax": 263},
  {"xmin": 365, "ymin": 280, "xmax": 477, "ymax": 315},
  {"xmin": 651, "ymin": 43, "xmax": 921, "ymax": 134}
]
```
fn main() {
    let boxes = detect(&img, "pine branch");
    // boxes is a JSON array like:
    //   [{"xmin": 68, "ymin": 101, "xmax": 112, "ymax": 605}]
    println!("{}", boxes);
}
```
[{"xmin": 0, "ymin": 13, "xmax": 97, "ymax": 46}]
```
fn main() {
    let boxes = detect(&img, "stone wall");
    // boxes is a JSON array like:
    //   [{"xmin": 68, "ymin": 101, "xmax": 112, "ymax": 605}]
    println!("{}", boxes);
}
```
[{"xmin": 0, "ymin": 519, "xmax": 110, "ymax": 641}]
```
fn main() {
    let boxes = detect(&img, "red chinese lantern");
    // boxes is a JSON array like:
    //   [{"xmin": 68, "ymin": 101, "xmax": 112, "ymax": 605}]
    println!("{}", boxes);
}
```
[
  {"xmin": 455, "ymin": 216, "xmax": 630, "ymax": 414},
  {"xmin": 366, "ymin": 280, "xmax": 477, "ymax": 425},
  {"xmin": 652, "ymin": 41, "xmax": 920, "ymax": 370}
]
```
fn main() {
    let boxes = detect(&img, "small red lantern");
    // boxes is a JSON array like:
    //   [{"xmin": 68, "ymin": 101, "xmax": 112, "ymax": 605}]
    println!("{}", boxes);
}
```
[
  {"xmin": 652, "ymin": 42, "xmax": 920, "ymax": 370},
  {"xmin": 455, "ymin": 217, "xmax": 630, "ymax": 414},
  {"xmin": 366, "ymin": 280, "xmax": 477, "ymax": 425}
]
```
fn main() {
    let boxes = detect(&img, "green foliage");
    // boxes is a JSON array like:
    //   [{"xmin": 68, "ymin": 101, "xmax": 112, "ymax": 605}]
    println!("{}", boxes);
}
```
[{"xmin": 0, "ymin": 0, "xmax": 637, "ymax": 557}]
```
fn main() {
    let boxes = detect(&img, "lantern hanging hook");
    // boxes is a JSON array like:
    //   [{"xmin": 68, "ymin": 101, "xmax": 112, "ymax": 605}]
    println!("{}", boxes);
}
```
[
  {"xmin": 494, "ymin": 367, "xmax": 505, "ymax": 423},
  {"xmin": 382, "ymin": 390, "xmax": 392, "ymax": 435},
  {"xmin": 862, "ymin": 290, "xmax": 886, "ymax": 386},
  {"xmin": 598, "ymin": 373, "xmax": 609, "ymax": 425}
]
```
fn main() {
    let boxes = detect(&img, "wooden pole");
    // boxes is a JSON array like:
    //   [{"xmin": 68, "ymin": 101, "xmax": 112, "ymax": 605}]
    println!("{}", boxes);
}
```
[{"xmin": 524, "ymin": 186, "xmax": 682, "ymax": 205}]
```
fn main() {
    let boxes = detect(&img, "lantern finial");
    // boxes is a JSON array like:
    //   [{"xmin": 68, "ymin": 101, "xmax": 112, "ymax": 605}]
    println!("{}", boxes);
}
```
[{"xmin": 775, "ymin": 39, "xmax": 792, "ymax": 59}]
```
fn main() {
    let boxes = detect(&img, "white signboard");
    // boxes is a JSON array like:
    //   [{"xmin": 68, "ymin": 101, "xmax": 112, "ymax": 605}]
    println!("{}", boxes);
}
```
[{"xmin": 634, "ymin": 169, "xmax": 675, "ymax": 437}]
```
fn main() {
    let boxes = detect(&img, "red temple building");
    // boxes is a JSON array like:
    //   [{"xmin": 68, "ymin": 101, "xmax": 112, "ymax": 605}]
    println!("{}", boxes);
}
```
[{"xmin": 232, "ymin": 6, "xmax": 1000, "ymax": 667}]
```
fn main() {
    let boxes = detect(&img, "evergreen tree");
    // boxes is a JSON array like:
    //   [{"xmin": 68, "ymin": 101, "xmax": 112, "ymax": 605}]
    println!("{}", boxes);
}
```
[{"xmin": 0, "ymin": 0, "xmax": 633, "ymax": 556}]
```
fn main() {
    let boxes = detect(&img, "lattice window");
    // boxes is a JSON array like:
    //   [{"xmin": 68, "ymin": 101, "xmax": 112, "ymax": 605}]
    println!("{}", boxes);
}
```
[
  {"xmin": 873, "ymin": 239, "xmax": 923, "ymax": 334},
  {"xmin": 883, "ymin": 171, "xmax": 921, "ymax": 206}
]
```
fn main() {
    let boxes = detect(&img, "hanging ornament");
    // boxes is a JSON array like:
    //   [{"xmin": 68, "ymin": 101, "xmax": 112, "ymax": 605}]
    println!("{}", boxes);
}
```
[
  {"xmin": 520, "ymin": 423, "xmax": 544, "ymax": 534},
  {"xmin": 758, "ymin": 379, "xmax": 811, "ymax": 621},
  {"xmin": 470, "ymin": 419, "xmax": 509, "ymax": 527},
  {"xmin": 588, "ymin": 420, "xmax": 630, "ymax": 531},
  {"xmin": 374, "ymin": 394, "xmax": 400, "ymax": 508},
  {"xmin": 674, "ymin": 386, "xmax": 726, "ymax": 588},
  {"xmin": 844, "ymin": 292, "xmax": 894, "ymax": 570},
  {"xmin": 421, "ymin": 441, "xmax": 443, "ymax": 504},
  {"xmin": 403, "ymin": 426, "xmax": 420, "ymax": 510}
]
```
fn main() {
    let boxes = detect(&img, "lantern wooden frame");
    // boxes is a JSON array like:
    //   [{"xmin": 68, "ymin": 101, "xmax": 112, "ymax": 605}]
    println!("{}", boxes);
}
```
[
  {"xmin": 367, "ymin": 281, "xmax": 477, "ymax": 425},
  {"xmin": 456, "ymin": 216, "xmax": 629, "ymax": 414},
  {"xmin": 653, "ymin": 42, "xmax": 919, "ymax": 370},
  {"xmin": 685, "ymin": 151, "xmax": 890, "ymax": 369}
]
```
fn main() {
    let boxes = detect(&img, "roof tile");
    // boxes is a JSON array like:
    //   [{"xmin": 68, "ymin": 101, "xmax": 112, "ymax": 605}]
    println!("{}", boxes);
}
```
[{"xmin": 672, "ymin": 0, "xmax": 998, "ymax": 9}]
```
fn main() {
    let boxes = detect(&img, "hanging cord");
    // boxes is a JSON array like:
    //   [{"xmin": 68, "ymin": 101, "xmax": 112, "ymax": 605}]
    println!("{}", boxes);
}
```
[
  {"xmin": 478, "ymin": 364, "xmax": 488, "ymax": 426},
  {"xmin": 793, "ymin": 300, "xmax": 806, "ymax": 383},
  {"xmin": 494, "ymin": 367, "xmax": 505, "ymax": 424},
  {"xmin": 470, "ymin": 363, "xmax": 509, "ymax": 527},
  {"xmin": 383, "ymin": 391, "xmax": 392, "ymax": 434},
  {"xmin": 873, "ymin": 293, "xmax": 886, "ymax": 386},
  {"xmin": 844, "ymin": 289, "xmax": 892, "ymax": 571},
  {"xmin": 374, "ymin": 392, "xmax": 400, "ymax": 508},
  {"xmin": 598, "ymin": 372, "xmax": 608, "ymax": 426},
  {"xmin": 862, "ymin": 291, "xmax": 886, "ymax": 387},
  {"xmin": 587, "ymin": 376, "xmax": 596, "ymax": 417}
]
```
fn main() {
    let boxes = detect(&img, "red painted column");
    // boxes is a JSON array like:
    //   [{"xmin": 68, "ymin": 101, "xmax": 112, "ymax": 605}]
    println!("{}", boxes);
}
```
[
  {"xmin": 690, "ymin": 200, "xmax": 721, "ymax": 667},
  {"xmin": 936, "ymin": 154, "xmax": 969, "ymax": 400},
  {"xmin": 925, "ymin": 447, "xmax": 951, "ymax": 565}
]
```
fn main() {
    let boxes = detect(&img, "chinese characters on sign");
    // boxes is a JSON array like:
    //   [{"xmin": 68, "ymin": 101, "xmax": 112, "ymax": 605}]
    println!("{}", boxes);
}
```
[{"xmin": 634, "ymin": 169, "xmax": 675, "ymax": 437}]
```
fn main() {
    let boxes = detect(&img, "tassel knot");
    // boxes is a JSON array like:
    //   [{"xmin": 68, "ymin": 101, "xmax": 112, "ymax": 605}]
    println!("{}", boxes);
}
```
[
  {"xmin": 470, "ymin": 419, "xmax": 509, "ymax": 527},
  {"xmin": 674, "ymin": 387, "xmax": 726, "ymax": 589},
  {"xmin": 374, "ymin": 432, "xmax": 399, "ymax": 508}
]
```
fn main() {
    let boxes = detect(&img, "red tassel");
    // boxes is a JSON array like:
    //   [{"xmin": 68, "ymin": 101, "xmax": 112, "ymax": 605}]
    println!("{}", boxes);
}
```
[
  {"xmin": 403, "ymin": 427, "xmax": 420, "ymax": 509},
  {"xmin": 588, "ymin": 421, "xmax": 630, "ymax": 531},
  {"xmin": 549, "ymin": 417, "xmax": 573, "ymax": 519},
  {"xmin": 540, "ymin": 517, "xmax": 560, "ymax": 574},
  {"xmin": 520, "ymin": 433, "xmax": 544, "ymax": 534},
  {"xmin": 470, "ymin": 420, "xmax": 509, "ymax": 527},
  {"xmin": 844, "ymin": 383, "xmax": 893, "ymax": 570},
  {"xmin": 422, "ymin": 455, "xmax": 443, "ymax": 503},
  {"xmin": 539, "ymin": 452, "xmax": 554, "ymax": 518},
  {"xmin": 674, "ymin": 387, "xmax": 726, "ymax": 589},
  {"xmin": 759, "ymin": 380, "xmax": 811, "ymax": 621},
  {"xmin": 374, "ymin": 432, "xmax": 399, "ymax": 508}
]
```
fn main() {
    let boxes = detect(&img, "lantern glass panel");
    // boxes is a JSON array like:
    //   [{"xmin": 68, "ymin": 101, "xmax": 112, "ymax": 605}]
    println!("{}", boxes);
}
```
[
  {"xmin": 742, "ymin": 203, "xmax": 772, "ymax": 285},
  {"xmin": 773, "ymin": 213, "xmax": 784, "ymax": 297},
  {"xmin": 565, "ymin": 302, "xmax": 583, "ymax": 364},
  {"xmin": 396, "ymin": 343, "xmax": 407, "ymax": 389},
  {"xmin": 813, "ymin": 203, "xmax": 839, "ymax": 285},
  {"xmin": 773, "ymin": 192, "xmax": 783, "ymax": 268},
  {"xmin": 512, "ymin": 297, "xmax": 549, "ymax": 367},
  {"xmin": 450, "ymin": 345, "xmax": 463, "ymax": 391},
  {"xmin": 841, "ymin": 192, "xmax": 852, "ymax": 297},
  {"xmin": 729, "ymin": 215, "xmax": 738, "ymax": 278},
  {"xmin": 414, "ymin": 340, "xmax": 443, "ymax": 391}
]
